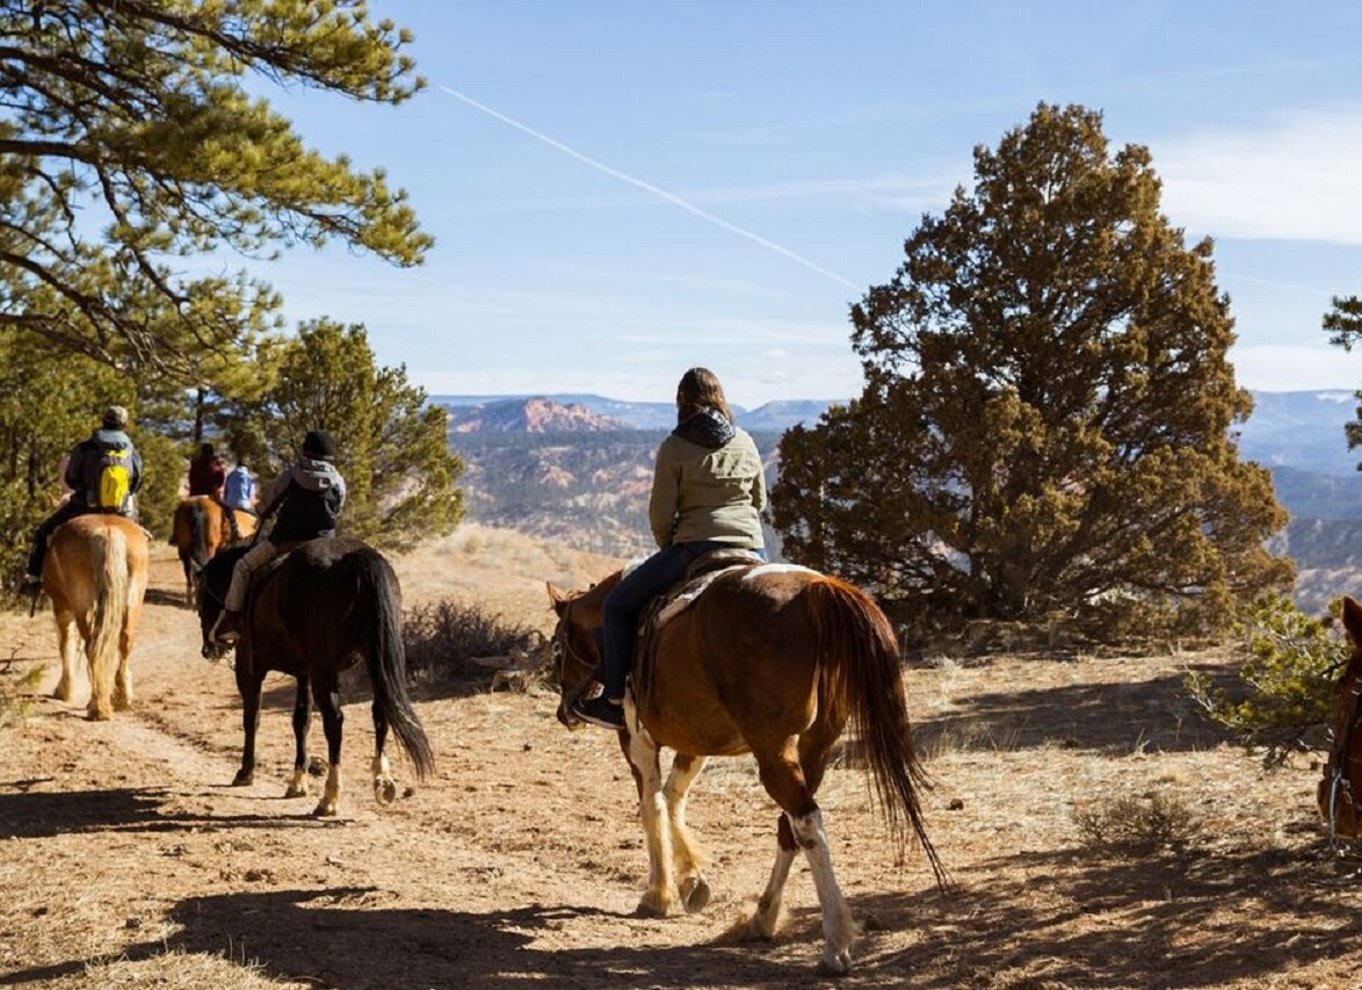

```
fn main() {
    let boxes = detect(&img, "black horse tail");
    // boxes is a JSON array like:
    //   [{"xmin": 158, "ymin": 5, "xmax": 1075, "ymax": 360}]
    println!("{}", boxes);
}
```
[
  {"xmin": 189, "ymin": 500, "xmax": 209, "ymax": 568},
  {"xmin": 355, "ymin": 549, "xmax": 434, "ymax": 780},
  {"xmin": 809, "ymin": 575, "xmax": 948, "ymax": 891}
]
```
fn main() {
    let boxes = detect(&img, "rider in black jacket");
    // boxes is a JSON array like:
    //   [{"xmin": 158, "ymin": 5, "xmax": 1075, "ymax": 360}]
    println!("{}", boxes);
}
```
[{"xmin": 211, "ymin": 430, "xmax": 346, "ymax": 645}]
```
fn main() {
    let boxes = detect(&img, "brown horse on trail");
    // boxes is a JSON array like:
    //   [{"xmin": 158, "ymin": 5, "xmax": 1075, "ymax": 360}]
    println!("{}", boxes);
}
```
[
  {"xmin": 547, "ymin": 561, "xmax": 946, "ymax": 974},
  {"xmin": 170, "ymin": 496, "xmax": 256, "ymax": 606},
  {"xmin": 196, "ymin": 538, "xmax": 433, "ymax": 817},
  {"xmin": 42, "ymin": 513, "xmax": 149, "ymax": 720},
  {"xmin": 1319, "ymin": 596, "xmax": 1362, "ymax": 837}
]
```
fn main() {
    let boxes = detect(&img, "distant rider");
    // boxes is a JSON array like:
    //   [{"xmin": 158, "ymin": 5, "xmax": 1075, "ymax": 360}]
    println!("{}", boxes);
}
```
[
  {"xmin": 223, "ymin": 460, "xmax": 259, "ymax": 516},
  {"xmin": 188, "ymin": 442, "xmax": 227, "ymax": 497}
]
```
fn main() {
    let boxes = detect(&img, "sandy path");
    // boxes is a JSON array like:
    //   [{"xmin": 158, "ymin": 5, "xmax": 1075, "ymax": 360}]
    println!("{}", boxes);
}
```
[{"xmin": 2, "ymin": 528, "xmax": 1362, "ymax": 988}]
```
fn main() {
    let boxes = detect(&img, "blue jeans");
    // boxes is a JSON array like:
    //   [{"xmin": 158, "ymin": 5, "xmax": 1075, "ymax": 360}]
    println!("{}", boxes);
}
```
[{"xmin": 600, "ymin": 541, "xmax": 766, "ymax": 699}]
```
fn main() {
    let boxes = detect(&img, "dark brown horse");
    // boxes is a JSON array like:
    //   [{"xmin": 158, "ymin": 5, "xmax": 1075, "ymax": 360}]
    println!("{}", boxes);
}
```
[
  {"xmin": 43, "ymin": 514, "xmax": 149, "ymax": 720},
  {"xmin": 547, "ymin": 561, "xmax": 945, "ymax": 974},
  {"xmin": 170, "ymin": 496, "xmax": 257, "ymax": 606},
  {"xmin": 1319, "ymin": 595, "xmax": 1362, "ymax": 837},
  {"xmin": 197, "ymin": 538, "xmax": 433, "ymax": 816}
]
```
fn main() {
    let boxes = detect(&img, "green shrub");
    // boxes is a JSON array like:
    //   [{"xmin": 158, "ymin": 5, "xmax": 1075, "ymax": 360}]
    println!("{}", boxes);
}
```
[
  {"xmin": 1186, "ymin": 594, "xmax": 1345, "ymax": 765},
  {"xmin": 0, "ymin": 658, "xmax": 44, "ymax": 728}
]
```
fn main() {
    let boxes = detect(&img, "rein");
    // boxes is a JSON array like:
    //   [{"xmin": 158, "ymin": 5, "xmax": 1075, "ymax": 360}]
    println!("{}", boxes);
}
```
[
  {"xmin": 1326, "ymin": 669, "xmax": 1362, "ymax": 849},
  {"xmin": 552, "ymin": 619, "xmax": 602, "ymax": 715}
]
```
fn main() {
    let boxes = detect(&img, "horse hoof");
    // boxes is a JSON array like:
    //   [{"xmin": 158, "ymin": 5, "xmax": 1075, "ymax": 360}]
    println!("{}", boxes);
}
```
[
  {"xmin": 312, "ymin": 801, "xmax": 339, "ymax": 817},
  {"xmin": 636, "ymin": 890, "xmax": 678, "ymax": 918},
  {"xmin": 52, "ymin": 684, "xmax": 73, "ymax": 703},
  {"xmin": 284, "ymin": 784, "xmax": 308, "ymax": 799},
  {"xmin": 817, "ymin": 950, "xmax": 853, "ymax": 976},
  {"xmin": 85, "ymin": 706, "xmax": 111, "ymax": 722},
  {"xmin": 374, "ymin": 779, "xmax": 398, "ymax": 806},
  {"xmin": 680, "ymin": 875, "xmax": 711, "ymax": 913},
  {"xmin": 232, "ymin": 770, "xmax": 254, "ymax": 787}
]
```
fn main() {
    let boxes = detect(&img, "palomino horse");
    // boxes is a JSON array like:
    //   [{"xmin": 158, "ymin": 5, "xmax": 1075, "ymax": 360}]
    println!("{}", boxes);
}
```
[
  {"xmin": 196, "ymin": 538, "xmax": 433, "ymax": 816},
  {"xmin": 1319, "ymin": 595, "xmax": 1362, "ymax": 836},
  {"xmin": 547, "ymin": 562, "xmax": 946, "ymax": 974},
  {"xmin": 42, "ymin": 513, "xmax": 149, "ymax": 720},
  {"xmin": 170, "ymin": 496, "xmax": 257, "ymax": 606}
]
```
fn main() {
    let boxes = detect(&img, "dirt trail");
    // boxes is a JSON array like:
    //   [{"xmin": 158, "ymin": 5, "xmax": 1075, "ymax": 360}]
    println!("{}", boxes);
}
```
[{"xmin": 2, "ymin": 527, "xmax": 1362, "ymax": 989}]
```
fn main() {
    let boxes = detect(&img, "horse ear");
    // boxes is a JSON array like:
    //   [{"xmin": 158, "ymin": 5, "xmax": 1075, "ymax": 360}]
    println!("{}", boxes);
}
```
[
  {"xmin": 546, "ymin": 582, "xmax": 567, "ymax": 615},
  {"xmin": 1343, "ymin": 597, "xmax": 1362, "ymax": 647}
]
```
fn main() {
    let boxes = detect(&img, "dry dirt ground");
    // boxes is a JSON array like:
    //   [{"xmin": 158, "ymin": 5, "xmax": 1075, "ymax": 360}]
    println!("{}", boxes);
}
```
[{"xmin": 2, "ymin": 525, "xmax": 1362, "ymax": 989}]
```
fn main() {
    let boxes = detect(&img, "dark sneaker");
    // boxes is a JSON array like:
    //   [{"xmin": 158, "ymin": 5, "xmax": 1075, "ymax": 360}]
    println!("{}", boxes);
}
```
[{"xmin": 572, "ymin": 695, "xmax": 626, "ymax": 730}]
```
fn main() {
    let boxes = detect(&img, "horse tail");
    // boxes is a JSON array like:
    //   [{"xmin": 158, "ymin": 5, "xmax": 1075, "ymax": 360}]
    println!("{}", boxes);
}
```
[
  {"xmin": 355, "ymin": 550, "xmax": 434, "ymax": 780},
  {"xmin": 88, "ymin": 524, "xmax": 131, "ymax": 707},
  {"xmin": 809, "ymin": 576, "xmax": 947, "ymax": 889}
]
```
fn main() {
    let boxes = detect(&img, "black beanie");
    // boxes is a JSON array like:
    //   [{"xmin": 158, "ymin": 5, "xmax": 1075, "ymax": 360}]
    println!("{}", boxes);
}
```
[{"xmin": 302, "ymin": 429, "xmax": 336, "ymax": 460}]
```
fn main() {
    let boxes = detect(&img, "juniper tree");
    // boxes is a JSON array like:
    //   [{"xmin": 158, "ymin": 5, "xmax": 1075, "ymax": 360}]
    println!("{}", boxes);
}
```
[{"xmin": 772, "ymin": 104, "xmax": 1292, "ymax": 636}]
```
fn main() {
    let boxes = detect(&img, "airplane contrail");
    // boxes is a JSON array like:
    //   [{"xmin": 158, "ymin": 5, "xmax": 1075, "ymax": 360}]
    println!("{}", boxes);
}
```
[{"xmin": 439, "ymin": 85, "xmax": 861, "ymax": 292}]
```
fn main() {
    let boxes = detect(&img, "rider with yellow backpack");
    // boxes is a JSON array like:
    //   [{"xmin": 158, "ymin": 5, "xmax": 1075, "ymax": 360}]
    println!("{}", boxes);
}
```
[{"xmin": 24, "ymin": 405, "xmax": 143, "ymax": 587}]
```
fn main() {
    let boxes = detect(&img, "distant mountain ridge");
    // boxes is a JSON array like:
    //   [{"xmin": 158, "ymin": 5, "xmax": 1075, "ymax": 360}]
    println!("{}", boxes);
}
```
[
  {"xmin": 447, "ymin": 396, "xmax": 626, "ymax": 433},
  {"xmin": 433, "ymin": 393, "xmax": 837, "ymax": 433},
  {"xmin": 439, "ymin": 390, "xmax": 1362, "ymax": 608}
]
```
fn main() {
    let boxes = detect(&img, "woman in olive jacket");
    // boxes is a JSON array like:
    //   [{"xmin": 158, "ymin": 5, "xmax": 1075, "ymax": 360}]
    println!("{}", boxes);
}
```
[{"xmin": 574, "ymin": 367, "xmax": 767, "ymax": 729}]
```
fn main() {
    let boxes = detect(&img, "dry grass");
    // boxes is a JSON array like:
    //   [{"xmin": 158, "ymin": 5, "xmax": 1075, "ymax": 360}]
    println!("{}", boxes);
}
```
[
  {"xmin": 1073, "ymin": 792, "xmax": 1201, "ymax": 856},
  {"xmin": 82, "ymin": 947, "xmax": 298, "ymax": 989}
]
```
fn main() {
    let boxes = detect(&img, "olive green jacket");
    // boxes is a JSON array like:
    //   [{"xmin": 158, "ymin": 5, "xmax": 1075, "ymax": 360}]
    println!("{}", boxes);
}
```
[{"xmin": 649, "ymin": 427, "xmax": 766, "ymax": 549}]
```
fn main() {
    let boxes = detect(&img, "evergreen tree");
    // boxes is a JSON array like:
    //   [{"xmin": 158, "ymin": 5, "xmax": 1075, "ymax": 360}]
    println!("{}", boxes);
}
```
[
  {"xmin": 772, "ymin": 104, "xmax": 1292, "ymax": 636},
  {"xmin": 1323, "ymin": 284, "xmax": 1362, "ymax": 457},
  {"xmin": 240, "ymin": 319, "xmax": 463, "ymax": 550},
  {"xmin": 0, "ymin": 330, "xmax": 182, "ymax": 583},
  {"xmin": 0, "ymin": 0, "xmax": 430, "ymax": 377}
]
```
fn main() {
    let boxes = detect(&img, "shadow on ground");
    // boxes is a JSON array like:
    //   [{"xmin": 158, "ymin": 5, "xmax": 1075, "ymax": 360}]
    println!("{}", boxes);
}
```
[
  {"xmin": 909, "ymin": 663, "xmax": 1239, "ymax": 756},
  {"xmin": 0, "ymin": 886, "xmax": 862, "ymax": 989},
  {"xmin": 0, "ymin": 784, "xmax": 325, "ymax": 840},
  {"xmin": 852, "ymin": 830, "xmax": 1362, "ymax": 988}
]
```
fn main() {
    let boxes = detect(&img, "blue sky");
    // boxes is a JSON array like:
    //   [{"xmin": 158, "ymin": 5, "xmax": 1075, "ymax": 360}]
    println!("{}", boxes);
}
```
[{"xmin": 255, "ymin": 1, "xmax": 1362, "ymax": 408}]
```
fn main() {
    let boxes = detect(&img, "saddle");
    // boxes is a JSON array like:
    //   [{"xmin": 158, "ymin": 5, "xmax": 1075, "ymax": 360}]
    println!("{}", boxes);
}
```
[
  {"xmin": 238, "ymin": 540, "xmax": 306, "ymax": 632},
  {"xmin": 630, "ymin": 548, "xmax": 764, "ymax": 709}
]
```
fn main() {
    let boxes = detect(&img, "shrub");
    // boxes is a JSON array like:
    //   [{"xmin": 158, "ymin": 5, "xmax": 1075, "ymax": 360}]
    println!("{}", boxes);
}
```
[
  {"xmin": 1073, "ymin": 793, "xmax": 1199, "ymax": 855},
  {"xmin": 403, "ymin": 599, "xmax": 546, "ymax": 684},
  {"xmin": 1186, "ymin": 594, "xmax": 1344, "ymax": 766},
  {"xmin": 0, "ymin": 657, "xmax": 44, "ymax": 728}
]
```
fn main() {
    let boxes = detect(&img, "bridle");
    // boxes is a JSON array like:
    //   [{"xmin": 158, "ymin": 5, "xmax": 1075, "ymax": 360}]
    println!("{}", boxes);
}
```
[{"xmin": 551, "ymin": 611, "xmax": 602, "ymax": 717}]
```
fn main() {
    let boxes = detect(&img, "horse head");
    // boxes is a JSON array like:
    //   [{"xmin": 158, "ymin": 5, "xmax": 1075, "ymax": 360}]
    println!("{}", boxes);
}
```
[
  {"xmin": 196, "ymin": 546, "xmax": 245, "ymax": 661},
  {"xmin": 545, "ymin": 577, "xmax": 616, "ymax": 729},
  {"xmin": 1319, "ymin": 595, "xmax": 1362, "ymax": 837}
]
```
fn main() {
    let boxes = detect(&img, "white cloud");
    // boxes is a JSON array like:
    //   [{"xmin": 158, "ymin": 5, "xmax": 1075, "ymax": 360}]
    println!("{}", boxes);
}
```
[
  {"xmin": 1231, "ymin": 343, "xmax": 1362, "ymax": 391},
  {"xmin": 1151, "ymin": 108, "xmax": 1362, "ymax": 244}
]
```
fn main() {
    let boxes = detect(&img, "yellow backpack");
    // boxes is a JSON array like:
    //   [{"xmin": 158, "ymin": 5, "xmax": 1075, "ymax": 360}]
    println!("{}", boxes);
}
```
[{"xmin": 95, "ymin": 447, "xmax": 132, "ymax": 511}]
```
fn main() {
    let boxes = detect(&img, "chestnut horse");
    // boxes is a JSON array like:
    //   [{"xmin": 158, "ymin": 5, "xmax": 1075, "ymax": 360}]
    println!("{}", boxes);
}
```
[
  {"xmin": 196, "ymin": 538, "xmax": 433, "ymax": 817},
  {"xmin": 1319, "ymin": 595, "xmax": 1362, "ymax": 837},
  {"xmin": 547, "ymin": 562, "xmax": 945, "ymax": 974},
  {"xmin": 170, "ymin": 496, "xmax": 257, "ymax": 606},
  {"xmin": 42, "ymin": 513, "xmax": 149, "ymax": 720}
]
